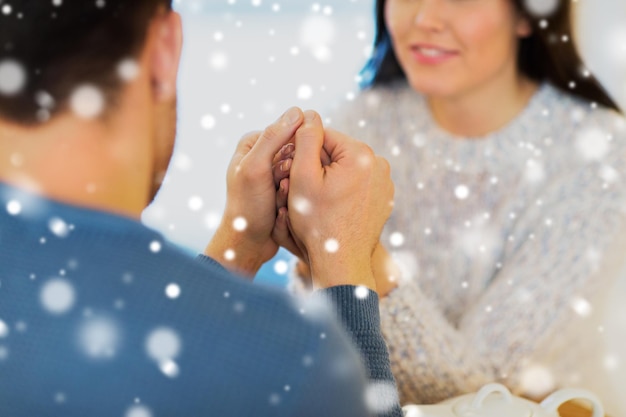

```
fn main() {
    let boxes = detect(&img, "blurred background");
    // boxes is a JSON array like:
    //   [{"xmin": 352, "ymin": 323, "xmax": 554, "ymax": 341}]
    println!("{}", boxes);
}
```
[{"xmin": 143, "ymin": 0, "xmax": 376, "ymax": 285}]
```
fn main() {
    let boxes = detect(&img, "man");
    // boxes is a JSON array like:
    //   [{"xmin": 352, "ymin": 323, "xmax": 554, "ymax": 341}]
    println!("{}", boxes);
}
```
[{"xmin": 0, "ymin": 2, "xmax": 402, "ymax": 417}]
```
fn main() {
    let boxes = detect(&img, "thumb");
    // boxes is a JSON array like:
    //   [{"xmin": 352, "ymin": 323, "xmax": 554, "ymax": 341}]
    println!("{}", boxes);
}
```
[{"xmin": 291, "ymin": 110, "xmax": 325, "ymax": 187}]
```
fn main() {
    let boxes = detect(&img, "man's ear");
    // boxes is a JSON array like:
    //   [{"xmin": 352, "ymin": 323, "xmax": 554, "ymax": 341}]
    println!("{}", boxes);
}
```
[
  {"xmin": 149, "ymin": 9, "xmax": 183, "ymax": 102},
  {"xmin": 516, "ymin": 15, "xmax": 533, "ymax": 38}
]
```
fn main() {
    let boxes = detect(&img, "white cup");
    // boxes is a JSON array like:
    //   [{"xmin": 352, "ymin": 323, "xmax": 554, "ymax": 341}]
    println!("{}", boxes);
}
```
[
  {"xmin": 540, "ymin": 387, "xmax": 604, "ymax": 417},
  {"xmin": 402, "ymin": 383, "xmax": 605, "ymax": 417}
]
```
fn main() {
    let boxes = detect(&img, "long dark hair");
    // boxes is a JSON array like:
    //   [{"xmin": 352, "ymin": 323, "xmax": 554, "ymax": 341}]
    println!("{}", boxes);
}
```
[{"xmin": 361, "ymin": 0, "xmax": 620, "ymax": 113}]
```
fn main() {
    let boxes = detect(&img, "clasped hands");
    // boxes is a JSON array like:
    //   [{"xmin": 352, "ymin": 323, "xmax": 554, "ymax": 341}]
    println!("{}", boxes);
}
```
[{"xmin": 204, "ymin": 107, "xmax": 398, "ymax": 294}]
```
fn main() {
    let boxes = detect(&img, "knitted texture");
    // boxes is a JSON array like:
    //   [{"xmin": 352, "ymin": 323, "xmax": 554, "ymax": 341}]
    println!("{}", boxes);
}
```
[
  {"xmin": 0, "ymin": 182, "xmax": 402, "ymax": 417},
  {"xmin": 323, "ymin": 286, "xmax": 402, "ymax": 417},
  {"xmin": 328, "ymin": 81, "xmax": 626, "ymax": 415}
]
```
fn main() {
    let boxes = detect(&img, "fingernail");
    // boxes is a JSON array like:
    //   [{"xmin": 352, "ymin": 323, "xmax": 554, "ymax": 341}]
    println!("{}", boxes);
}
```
[
  {"xmin": 281, "ymin": 143, "xmax": 295, "ymax": 155},
  {"xmin": 284, "ymin": 107, "xmax": 301, "ymax": 125},
  {"xmin": 280, "ymin": 159, "xmax": 292, "ymax": 172},
  {"xmin": 304, "ymin": 111, "xmax": 316, "ymax": 123}
]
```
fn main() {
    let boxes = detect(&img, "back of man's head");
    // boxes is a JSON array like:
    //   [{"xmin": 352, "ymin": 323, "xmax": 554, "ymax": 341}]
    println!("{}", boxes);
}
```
[{"xmin": 0, "ymin": 0, "xmax": 172, "ymax": 125}]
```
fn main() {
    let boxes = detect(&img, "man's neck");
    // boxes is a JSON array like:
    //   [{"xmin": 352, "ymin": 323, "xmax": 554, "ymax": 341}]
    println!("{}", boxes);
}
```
[
  {"xmin": 427, "ymin": 73, "xmax": 539, "ymax": 138},
  {"xmin": 0, "ymin": 115, "xmax": 151, "ymax": 219}
]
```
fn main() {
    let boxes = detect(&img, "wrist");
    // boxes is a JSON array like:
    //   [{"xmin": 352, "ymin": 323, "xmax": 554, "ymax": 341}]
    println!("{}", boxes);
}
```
[
  {"xmin": 371, "ymin": 241, "xmax": 400, "ymax": 297},
  {"xmin": 309, "ymin": 252, "xmax": 377, "ymax": 293},
  {"xmin": 204, "ymin": 224, "xmax": 266, "ymax": 278}
]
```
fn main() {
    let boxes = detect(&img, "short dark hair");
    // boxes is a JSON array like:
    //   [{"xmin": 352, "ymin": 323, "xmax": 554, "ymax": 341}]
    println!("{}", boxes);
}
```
[
  {"xmin": 361, "ymin": 0, "xmax": 620, "ymax": 113},
  {"xmin": 0, "ymin": 0, "xmax": 173, "ymax": 125}
]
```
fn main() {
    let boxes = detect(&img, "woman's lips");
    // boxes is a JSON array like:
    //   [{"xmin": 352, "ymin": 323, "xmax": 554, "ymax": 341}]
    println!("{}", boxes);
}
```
[{"xmin": 410, "ymin": 44, "xmax": 459, "ymax": 65}]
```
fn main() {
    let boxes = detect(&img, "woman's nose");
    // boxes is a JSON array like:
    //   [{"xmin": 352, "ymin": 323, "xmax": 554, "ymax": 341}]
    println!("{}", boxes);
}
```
[{"xmin": 413, "ymin": 0, "xmax": 446, "ymax": 32}]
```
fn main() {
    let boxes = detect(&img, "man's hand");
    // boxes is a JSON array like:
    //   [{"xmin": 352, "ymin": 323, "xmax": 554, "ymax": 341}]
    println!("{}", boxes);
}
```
[
  {"xmin": 271, "ymin": 117, "xmax": 400, "ymax": 296},
  {"xmin": 204, "ymin": 107, "xmax": 304, "ymax": 277},
  {"xmin": 271, "ymin": 137, "xmax": 332, "ymax": 261},
  {"xmin": 284, "ymin": 110, "xmax": 395, "ymax": 292}
]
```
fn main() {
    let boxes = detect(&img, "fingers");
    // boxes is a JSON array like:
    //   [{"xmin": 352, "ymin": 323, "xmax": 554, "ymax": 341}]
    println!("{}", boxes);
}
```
[
  {"xmin": 272, "ymin": 142, "xmax": 295, "ymax": 166},
  {"xmin": 378, "ymin": 155, "xmax": 391, "ymax": 175},
  {"xmin": 272, "ymin": 140, "xmax": 328, "ymax": 187},
  {"xmin": 320, "ymin": 147, "xmax": 332, "ymax": 166},
  {"xmin": 276, "ymin": 177, "xmax": 289, "ymax": 210},
  {"xmin": 377, "ymin": 155, "xmax": 394, "ymax": 200},
  {"xmin": 323, "ymin": 127, "xmax": 378, "ymax": 174},
  {"xmin": 274, "ymin": 140, "xmax": 330, "ymax": 167},
  {"xmin": 231, "ymin": 130, "xmax": 261, "ymax": 167},
  {"xmin": 272, "ymin": 207, "xmax": 303, "ymax": 259},
  {"xmin": 322, "ymin": 127, "xmax": 359, "ymax": 162},
  {"xmin": 245, "ymin": 107, "xmax": 304, "ymax": 168},
  {"xmin": 295, "ymin": 259, "xmax": 312, "ymax": 281},
  {"xmin": 272, "ymin": 158, "xmax": 292, "ymax": 187},
  {"xmin": 270, "ymin": 123, "xmax": 330, "ymax": 190},
  {"xmin": 291, "ymin": 110, "xmax": 325, "ymax": 186}
]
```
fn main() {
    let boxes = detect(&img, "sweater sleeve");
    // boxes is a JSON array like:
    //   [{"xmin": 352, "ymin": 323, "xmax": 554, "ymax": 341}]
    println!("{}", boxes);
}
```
[
  {"xmin": 320, "ymin": 286, "xmax": 404, "ymax": 417},
  {"xmin": 198, "ymin": 251, "xmax": 403, "ymax": 416},
  {"xmin": 195, "ymin": 254, "xmax": 229, "ymax": 272},
  {"xmin": 378, "ymin": 163, "xmax": 626, "ymax": 404}
]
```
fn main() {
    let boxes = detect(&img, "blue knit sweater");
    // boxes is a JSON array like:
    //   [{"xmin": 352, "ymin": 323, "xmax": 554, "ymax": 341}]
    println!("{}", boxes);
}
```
[{"xmin": 0, "ymin": 182, "xmax": 402, "ymax": 417}]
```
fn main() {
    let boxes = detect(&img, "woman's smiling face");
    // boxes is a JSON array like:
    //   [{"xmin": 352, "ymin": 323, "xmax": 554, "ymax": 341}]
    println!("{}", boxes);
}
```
[{"xmin": 384, "ymin": 0, "xmax": 531, "ymax": 98}]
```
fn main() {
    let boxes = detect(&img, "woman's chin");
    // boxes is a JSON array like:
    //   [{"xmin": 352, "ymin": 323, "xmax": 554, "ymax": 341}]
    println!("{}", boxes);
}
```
[{"xmin": 407, "ymin": 77, "xmax": 458, "ymax": 98}]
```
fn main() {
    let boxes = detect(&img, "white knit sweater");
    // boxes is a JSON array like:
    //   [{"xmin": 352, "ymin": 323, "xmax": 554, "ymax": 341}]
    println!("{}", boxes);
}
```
[{"xmin": 327, "ymin": 81, "xmax": 626, "ymax": 416}]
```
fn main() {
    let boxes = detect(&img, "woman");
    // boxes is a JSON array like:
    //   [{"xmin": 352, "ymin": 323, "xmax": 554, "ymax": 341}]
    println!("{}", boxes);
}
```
[{"xmin": 279, "ymin": 0, "xmax": 626, "ymax": 414}]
